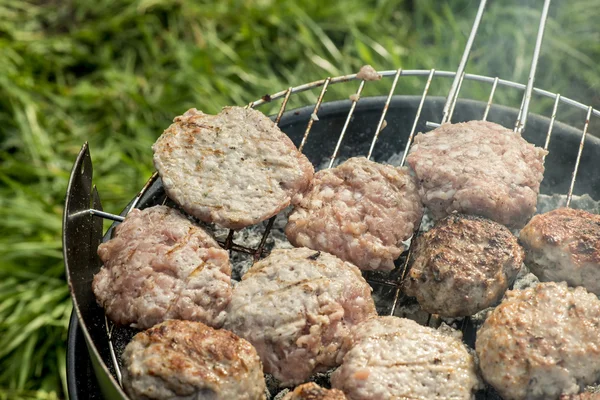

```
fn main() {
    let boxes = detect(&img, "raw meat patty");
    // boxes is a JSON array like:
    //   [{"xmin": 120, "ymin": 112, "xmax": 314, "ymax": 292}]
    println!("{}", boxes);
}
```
[
  {"xmin": 406, "ymin": 120, "xmax": 547, "ymax": 229},
  {"xmin": 331, "ymin": 316, "xmax": 479, "ymax": 400},
  {"xmin": 152, "ymin": 107, "xmax": 314, "ymax": 229},
  {"xmin": 403, "ymin": 214, "xmax": 523, "ymax": 317},
  {"xmin": 93, "ymin": 205, "xmax": 231, "ymax": 329},
  {"xmin": 519, "ymin": 207, "xmax": 600, "ymax": 295},
  {"xmin": 282, "ymin": 383, "xmax": 347, "ymax": 400},
  {"xmin": 122, "ymin": 320, "xmax": 266, "ymax": 400},
  {"xmin": 286, "ymin": 157, "xmax": 423, "ymax": 271},
  {"xmin": 223, "ymin": 247, "xmax": 377, "ymax": 385},
  {"xmin": 476, "ymin": 282, "xmax": 600, "ymax": 400}
]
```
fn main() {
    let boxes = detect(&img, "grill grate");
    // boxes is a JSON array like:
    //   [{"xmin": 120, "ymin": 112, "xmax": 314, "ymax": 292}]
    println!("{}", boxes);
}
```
[{"xmin": 78, "ymin": 0, "xmax": 600, "ymax": 395}]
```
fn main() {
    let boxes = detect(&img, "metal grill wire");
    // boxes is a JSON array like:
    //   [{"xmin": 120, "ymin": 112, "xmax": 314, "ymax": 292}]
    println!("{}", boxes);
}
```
[{"xmin": 84, "ymin": 0, "xmax": 600, "ymax": 389}]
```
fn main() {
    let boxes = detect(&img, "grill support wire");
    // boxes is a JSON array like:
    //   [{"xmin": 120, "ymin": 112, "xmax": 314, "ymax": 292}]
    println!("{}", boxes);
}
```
[{"xmin": 80, "ymin": 0, "xmax": 600, "ymax": 393}]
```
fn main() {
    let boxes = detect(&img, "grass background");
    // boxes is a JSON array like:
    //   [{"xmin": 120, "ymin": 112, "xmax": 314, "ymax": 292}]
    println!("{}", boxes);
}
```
[{"xmin": 0, "ymin": 0, "xmax": 598, "ymax": 398}]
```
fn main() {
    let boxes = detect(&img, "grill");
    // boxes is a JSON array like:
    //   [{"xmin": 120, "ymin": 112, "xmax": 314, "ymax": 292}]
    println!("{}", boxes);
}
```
[{"xmin": 64, "ymin": 0, "xmax": 600, "ymax": 399}]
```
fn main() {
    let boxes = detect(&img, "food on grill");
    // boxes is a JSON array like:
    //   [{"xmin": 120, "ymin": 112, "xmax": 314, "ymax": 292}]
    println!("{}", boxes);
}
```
[
  {"xmin": 406, "ymin": 120, "xmax": 547, "ymax": 229},
  {"xmin": 356, "ymin": 65, "xmax": 381, "ymax": 81},
  {"xmin": 403, "ymin": 213, "xmax": 523, "ymax": 317},
  {"xmin": 282, "ymin": 383, "xmax": 347, "ymax": 400},
  {"xmin": 122, "ymin": 320, "xmax": 266, "ymax": 400},
  {"xmin": 223, "ymin": 247, "xmax": 377, "ymax": 385},
  {"xmin": 152, "ymin": 106, "xmax": 314, "ymax": 230},
  {"xmin": 285, "ymin": 157, "xmax": 423, "ymax": 271},
  {"xmin": 476, "ymin": 282, "xmax": 600, "ymax": 400},
  {"xmin": 519, "ymin": 207, "xmax": 600, "ymax": 295},
  {"xmin": 331, "ymin": 316, "xmax": 479, "ymax": 400},
  {"xmin": 93, "ymin": 205, "xmax": 232, "ymax": 329},
  {"xmin": 561, "ymin": 394, "xmax": 600, "ymax": 400}
]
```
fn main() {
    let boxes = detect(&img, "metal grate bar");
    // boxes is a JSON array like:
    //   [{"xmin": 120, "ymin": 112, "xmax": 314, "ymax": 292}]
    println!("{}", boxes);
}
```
[
  {"xmin": 543, "ymin": 94, "xmax": 561, "ymax": 160},
  {"xmin": 514, "ymin": 0, "xmax": 552, "ymax": 134},
  {"xmin": 367, "ymin": 68, "xmax": 402, "ymax": 160},
  {"xmin": 566, "ymin": 106, "xmax": 593, "ymax": 207},
  {"xmin": 482, "ymin": 77, "xmax": 499, "ymax": 121},
  {"xmin": 105, "ymin": 315, "xmax": 122, "ymax": 385},
  {"xmin": 128, "ymin": 171, "xmax": 159, "ymax": 211},
  {"xmin": 299, "ymin": 77, "xmax": 331, "ymax": 152},
  {"xmin": 328, "ymin": 80, "xmax": 366, "ymax": 168},
  {"xmin": 441, "ymin": 0, "xmax": 488, "ymax": 124}
]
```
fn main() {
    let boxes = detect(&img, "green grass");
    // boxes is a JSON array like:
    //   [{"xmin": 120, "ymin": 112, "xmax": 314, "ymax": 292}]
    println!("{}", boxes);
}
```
[{"xmin": 1, "ymin": 0, "xmax": 598, "ymax": 398}]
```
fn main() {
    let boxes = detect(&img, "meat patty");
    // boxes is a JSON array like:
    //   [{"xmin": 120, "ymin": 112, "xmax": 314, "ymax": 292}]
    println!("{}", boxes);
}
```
[
  {"xmin": 223, "ymin": 247, "xmax": 377, "ymax": 385},
  {"xmin": 152, "ymin": 107, "xmax": 314, "ymax": 229},
  {"xmin": 93, "ymin": 206, "xmax": 231, "ymax": 329},
  {"xmin": 282, "ymin": 383, "xmax": 347, "ymax": 400},
  {"xmin": 402, "ymin": 214, "xmax": 523, "ymax": 317},
  {"xmin": 331, "ymin": 316, "xmax": 479, "ymax": 400},
  {"xmin": 122, "ymin": 320, "xmax": 266, "ymax": 400},
  {"xmin": 476, "ymin": 282, "xmax": 600, "ymax": 400},
  {"xmin": 286, "ymin": 157, "xmax": 423, "ymax": 271},
  {"xmin": 519, "ymin": 207, "xmax": 600, "ymax": 295},
  {"xmin": 406, "ymin": 120, "xmax": 547, "ymax": 229}
]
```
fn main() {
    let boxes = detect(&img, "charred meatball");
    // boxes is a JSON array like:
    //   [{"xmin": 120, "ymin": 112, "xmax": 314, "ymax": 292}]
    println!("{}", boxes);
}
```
[
  {"xmin": 122, "ymin": 320, "xmax": 266, "ymax": 400},
  {"xmin": 286, "ymin": 157, "xmax": 423, "ymax": 271},
  {"xmin": 403, "ymin": 214, "xmax": 523, "ymax": 317},
  {"xmin": 477, "ymin": 282, "xmax": 600, "ymax": 400},
  {"xmin": 406, "ymin": 120, "xmax": 547, "ymax": 229},
  {"xmin": 282, "ymin": 383, "xmax": 347, "ymax": 400},
  {"xmin": 519, "ymin": 207, "xmax": 600, "ymax": 295},
  {"xmin": 223, "ymin": 248, "xmax": 377, "ymax": 385},
  {"xmin": 152, "ymin": 107, "xmax": 314, "ymax": 229},
  {"xmin": 93, "ymin": 205, "xmax": 231, "ymax": 329},
  {"xmin": 331, "ymin": 316, "xmax": 479, "ymax": 400}
]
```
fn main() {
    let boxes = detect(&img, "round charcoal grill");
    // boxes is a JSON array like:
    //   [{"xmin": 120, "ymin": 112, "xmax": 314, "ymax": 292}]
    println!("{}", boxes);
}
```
[{"xmin": 64, "ymin": 1, "xmax": 600, "ymax": 399}]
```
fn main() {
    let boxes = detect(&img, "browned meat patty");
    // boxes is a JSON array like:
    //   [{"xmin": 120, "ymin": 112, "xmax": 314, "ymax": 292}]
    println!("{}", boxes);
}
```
[
  {"xmin": 93, "ymin": 205, "xmax": 231, "ymax": 329},
  {"xmin": 402, "ymin": 214, "xmax": 523, "ymax": 317},
  {"xmin": 122, "ymin": 320, "xmax": 266, "ymax": 400},
  {"xmin": 476, "ymin": 282, "xmax": 600, "ymax": 400},
  {"xmin": 152, "ymin": 107, "xmax": 314, "ymax": 229},
  {"xmin": 406, "ymin": 120, "xmax": 547, "ymax": 229},
  {"xmin": 519, "ymin": 207, "xmax": 600, "ymax": 295},
  {"xmin": 282, "ymin": 383, "xmax": 347, "ymax": 400},
  {"xmin": 286, "ymin": 157, "xmax": 423, "ymax": 271},
  {"xmin": 331, "ymin": 316, "xmax": 480, "ymax": 400},
  {"xmin": 223, "ymin": 247, "xmax": 377, "ymax": 386}
]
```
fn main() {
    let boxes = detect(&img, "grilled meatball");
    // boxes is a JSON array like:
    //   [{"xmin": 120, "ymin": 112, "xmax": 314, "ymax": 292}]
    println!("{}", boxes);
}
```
[
  {"xmin": 152, "ymin": 107, "xmax": 314, "ymax": 230},
  {"xmin": 406, "ymin": 120, "xmax": 547, "ymax": 229},
  {"xmin": 476, "ymin": 282, "xmax": 600, "ymax": 400},
  {"xmin": 286, "ymin": 157, "xmax": 423, "ymax": 271},
  {"xmin": 331, "ymin": 316, "xmax": 479, "ymax": 400},
  {"xmin": 519, "ymin": 207, "xmax": 600, "ymax": 295},
  {"xmin": 282, "ymin": 383, "xmax": 347, "ymax": 400},
  {"xmin": 223, "ymin": 247, "xmax": 377, "ymax": 385},
  {"xmin": 122, "ymin": 320, "xmax": 266, "ymax": 400},
  {"xmin": 402, "ymin": 214, "xmax": 523, "ymax": 317},
  {"xmin": 93, "ymin": 206, "xmax": 231, "ymax": 329}
]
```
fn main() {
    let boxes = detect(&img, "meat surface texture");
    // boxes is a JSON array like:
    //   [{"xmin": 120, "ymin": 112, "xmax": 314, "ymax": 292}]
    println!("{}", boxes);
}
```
[
  {"xmin": 476, "ymin": 282, "xmax": 600, "ymax": 400},
  {"xmin": 403, "ymin": 213, "xmax": 523, "ymax": 317},
  {"xmin": 406, "ymin": 120, "xmax": 547, "ymax": 229},
  {"xmin": 519, "ymin": 207, "xmax": 600, "ymax": 295},
  {"xmin": 223, "ymin": 247, "xmax": 377, "ymax": 386},
  {"xmin": 152, "ymin": 107, "xmax": 314, "ymax": 229},
  {"xmin": 282, "ymin": 383, "xmax": 347, "ymax": 400},
  {"xmin": 286, "ymin": 157, "xmax": 423, "ymax": 271},
  {"xmin": 122, "ymin": 320, "xmax": 266, "ymax": 400},
  {"xmin": 93, "ymin": 205, "xmax": 232, "ymax": 329},
  {"xmin": 561, "ymin": 394, "xmax": 600, "ymax": 400},
  {"xmin": 331, "ymin": 316, "xmax": 479, "ymax": 400}
]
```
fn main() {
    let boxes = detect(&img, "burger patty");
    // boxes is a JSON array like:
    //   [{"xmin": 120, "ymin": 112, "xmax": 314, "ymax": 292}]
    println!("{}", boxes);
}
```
[
  {"xmin": 122, "ymin": 320, "xmax": 266, "ymax": 400},
  {"xmin": 406, "ymin": 120, "xmax": 547, "ymax": 229},
  {"xmin": 152, "ymin": 107, "xmax": 314, "ymax": 230},
  {"xmin": 93, "ymin": 205, "xmax": 231, "ymax": 329},
  {"xmin": 282, "ymin": 383, "xmax": 347, "ymax": 400},
  {"xmin": 223, "ymin": 247, "xmax": 377, "ymax": 386},
  {"xmin": 331, "ymin": 316, "xmax": 480, "ymax": 400},
  {"xmin": 402, "ymin": 214, "xmax": 523, "ymax": 317},
  {"xmin": 286, "ymin": 157, "xmax": 423, "ymax": 271},
  {"xmin": 519, "ymin": 207, "xmax": 600, "ymax": 295},
  {"xmin": 476, "ymin": 282, "xmax": 600, "ymax": 400}
]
